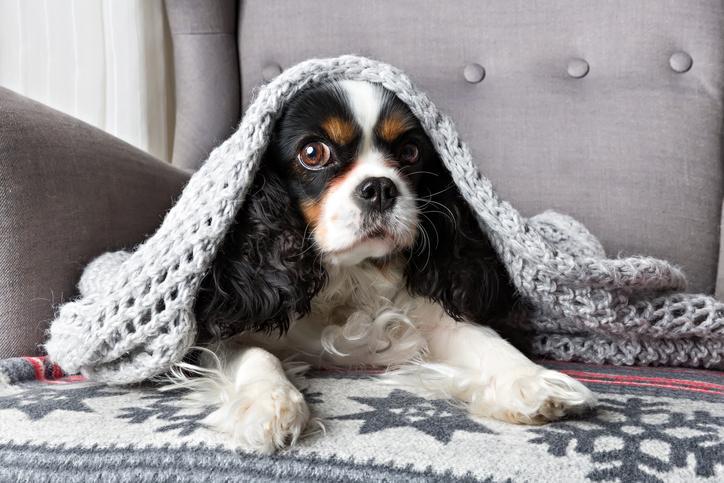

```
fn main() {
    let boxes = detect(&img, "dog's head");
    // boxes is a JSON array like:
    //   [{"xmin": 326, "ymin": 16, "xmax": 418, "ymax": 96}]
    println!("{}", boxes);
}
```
[
  {"xmin": 268, "ymin": 80, "xmax": 434, "ymax": 265},
  {"xmin": 196, "ymin": 81, "xmax": 516, "ymax": 340}
]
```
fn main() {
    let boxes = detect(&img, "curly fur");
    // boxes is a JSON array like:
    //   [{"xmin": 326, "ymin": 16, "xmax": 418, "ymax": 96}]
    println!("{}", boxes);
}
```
[{"xmin": 194, "ymin": 165, "xmax": 327, "ymax": 341}]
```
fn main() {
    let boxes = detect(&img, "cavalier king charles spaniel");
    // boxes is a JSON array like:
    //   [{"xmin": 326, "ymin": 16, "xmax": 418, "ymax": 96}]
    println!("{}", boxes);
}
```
[{"xmin": 180, "ymin": 80, "xmax": 596, "ymax": 452}]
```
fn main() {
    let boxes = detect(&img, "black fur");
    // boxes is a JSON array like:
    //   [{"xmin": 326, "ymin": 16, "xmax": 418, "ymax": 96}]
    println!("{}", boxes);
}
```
[
  {"xmin": 194, "ymin": 165, "xmax": 327, "ymax": 341},
  {"xmin": 404, "ymin": 166, "xmax": 524, "ymax": 348}
]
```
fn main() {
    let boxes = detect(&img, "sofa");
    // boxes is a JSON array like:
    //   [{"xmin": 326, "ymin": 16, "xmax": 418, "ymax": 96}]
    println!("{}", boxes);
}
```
[{"xmin": 0, "ymin": 0, "xmax": 722, "ymax": 481}]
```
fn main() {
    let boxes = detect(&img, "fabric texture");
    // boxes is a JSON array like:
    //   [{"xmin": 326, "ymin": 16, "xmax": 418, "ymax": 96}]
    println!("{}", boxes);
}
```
[
  {"xmin": 0, "ymin": 356, "xmax": 72, "ymax": 386},
  {"xmin": 0, "ymin": 361, "xmax": 722, "ymax": 482},
  {"xmin": 0, "ymin": 87, "xmax": 189, "ymax": 360},
  {"xmin": 234, "ymin": 0, "xmax": 724, "ymax": 294},
  {"xmin": 42, "ymin": 56, "xmax": 724, "ymax": 385}
]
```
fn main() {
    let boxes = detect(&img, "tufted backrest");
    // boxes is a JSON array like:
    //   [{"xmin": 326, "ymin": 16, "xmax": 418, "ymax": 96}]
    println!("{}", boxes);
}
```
[{"xmin": 165, "ymin": 0, "xmax": 724, "ymax": 295}]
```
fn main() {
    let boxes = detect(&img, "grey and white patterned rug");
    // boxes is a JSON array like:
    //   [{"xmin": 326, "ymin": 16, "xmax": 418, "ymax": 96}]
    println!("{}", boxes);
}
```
[{"xmin": 1, "ymin": 362, "xmax": 722, "ymax": 482}]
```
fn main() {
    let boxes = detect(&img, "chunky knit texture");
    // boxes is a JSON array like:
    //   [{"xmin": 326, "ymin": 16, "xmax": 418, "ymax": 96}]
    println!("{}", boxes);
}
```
[{"xmin": 44, "ymin": 56, "xmax": 724, "ymax": 384}]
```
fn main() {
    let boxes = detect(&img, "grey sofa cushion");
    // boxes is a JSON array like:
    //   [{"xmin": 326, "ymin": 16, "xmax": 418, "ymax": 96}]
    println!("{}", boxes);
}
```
[
  {"xmin": 230, "ymin": 0, "xmax": 723, "ymax": 294},
  {"xmin": 0, "ymin": 87, "xmax": 189, "ymax": 358},
  {"xmin": 165, "ymin": 0, "xmax": 240, "ymax": 170}
]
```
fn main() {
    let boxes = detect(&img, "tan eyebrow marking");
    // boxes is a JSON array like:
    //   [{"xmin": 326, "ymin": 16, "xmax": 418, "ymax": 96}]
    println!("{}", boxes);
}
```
[
  {"xmin": 377, "ymin": 113, "xmax": 415, "ymax": 143},
  {"xmin": 321, "ymin": 116, "xmax": 357, "ymax": 145}
]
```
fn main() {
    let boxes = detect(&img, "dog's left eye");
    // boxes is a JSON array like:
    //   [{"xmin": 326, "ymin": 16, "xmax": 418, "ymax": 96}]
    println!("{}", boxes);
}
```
[
  {"xmin": 298, "ymin": 142, "xmax": 331, "ymax": 169},
  {"xmin": 398, "ymin": 143, "xmax": 419, "ymax": 164}
]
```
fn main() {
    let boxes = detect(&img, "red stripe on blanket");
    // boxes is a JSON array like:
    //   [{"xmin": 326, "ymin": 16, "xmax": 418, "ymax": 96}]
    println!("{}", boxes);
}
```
[
  {"xmin": 561, "ymin": 370, "xmax": 724, "ymax": 391},
  {"xmin": 52, "ymin": 363, "xmax": 63, "ymax": 380},
  {"xmin": 46, "ymin": 375, "xmax": 87, "ymax": 385},
  {"xmin": 572, "ymin": 377, "xmax": 724, "ymax": 395},
  {"xmin": 23, "ymin": 357, "xmax": 46, "ymax": 381},
  {"xmin": 543, "ymin": 359, "xmax": 718, "ymax": 376}
]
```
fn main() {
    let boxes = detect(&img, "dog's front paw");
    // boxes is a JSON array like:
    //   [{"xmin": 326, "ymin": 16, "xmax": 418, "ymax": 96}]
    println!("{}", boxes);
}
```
[
  {"xmin": 470, "ymin": 367, "xmax": 596, "ymax": 425},
  {"xmin": 203, "ymin": 379, "xmax": 310, "ymax": 453}
]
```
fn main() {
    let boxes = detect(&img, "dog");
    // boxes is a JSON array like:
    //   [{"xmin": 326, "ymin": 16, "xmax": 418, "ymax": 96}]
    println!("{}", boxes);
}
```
[{"xmin": 180, "ymin": 80, "xmax": 596, "ymax": 453}]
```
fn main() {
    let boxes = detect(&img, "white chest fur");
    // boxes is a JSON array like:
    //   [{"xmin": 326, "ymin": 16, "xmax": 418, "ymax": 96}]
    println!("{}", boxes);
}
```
[{"xmin": 255, "ymin": 259, "xmax": 440, "ymax": 368}]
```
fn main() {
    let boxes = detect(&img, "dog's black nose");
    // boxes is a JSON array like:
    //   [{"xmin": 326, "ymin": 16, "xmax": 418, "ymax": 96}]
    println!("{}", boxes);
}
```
[{"xmin": 354, "ymin": 177, "xmax": 398, "ymax": 213}]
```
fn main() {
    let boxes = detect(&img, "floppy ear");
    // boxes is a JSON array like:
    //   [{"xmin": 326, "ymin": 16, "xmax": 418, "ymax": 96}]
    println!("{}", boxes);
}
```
[
  {"xmin": 194, "ymin": 165, "xmax": 327, "ymax": 341},
  {"xmin": 404, "ymin": 169, "xmax": 523, "ymax": 345}
]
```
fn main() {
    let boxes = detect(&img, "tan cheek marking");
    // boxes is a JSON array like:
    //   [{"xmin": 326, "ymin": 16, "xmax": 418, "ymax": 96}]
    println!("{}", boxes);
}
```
[
  {"xmin": 302, "ymin": 175, "xmax": 347, "ymax": 244},
  {"xmin": 301, "ymin": 199, "xmax": 326, "ymax": 244},
  {"xmin": 322, "ymin": 116, "xmax": 356, "ymax": 145},
  {"xmin": 301, "ymin": 200, "xmax": 322, "ymax": 227},
  {"xmin": 378, "ymin": 114, "xmax": 413, "ymax": 143}
]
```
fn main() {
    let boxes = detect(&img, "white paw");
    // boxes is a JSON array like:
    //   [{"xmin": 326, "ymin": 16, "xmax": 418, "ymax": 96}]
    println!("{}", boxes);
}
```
[
  {"xmin": 471, "ymin": 367, "xmax": 596, "ymax": 425},
  {"xmin": 203, "ymin": 379, "xmax": 310, "ymax": 453}
]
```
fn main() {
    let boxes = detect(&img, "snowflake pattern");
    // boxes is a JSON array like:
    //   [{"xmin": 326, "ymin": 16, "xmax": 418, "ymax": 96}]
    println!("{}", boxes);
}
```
[
  {"xmin": 333, "ymin": 389, "xmax": 494, "ymax": 443},
  {"xmin": 301, "ymin": 388, "xmax": 324, "ymax": 405},
  {"xmin": 116, "ymin": 387, "xmax": 212, "ymax": 436},
  {"xmin": 528, "ymin": 397, "xmax": 724, "ymax": 482},
  {"xmin": 2, "ymin": 370, "xmax": 722, "ymax": 482},
  {"xmin": 0, "ymin": 384, "xmax": 124, "ymax": 421}
]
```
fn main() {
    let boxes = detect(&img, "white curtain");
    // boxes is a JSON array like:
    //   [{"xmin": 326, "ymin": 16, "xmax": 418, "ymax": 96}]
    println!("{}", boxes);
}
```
[{"xmin": 0, "ymin": 0, "xmax": 174, "ymax": 161}]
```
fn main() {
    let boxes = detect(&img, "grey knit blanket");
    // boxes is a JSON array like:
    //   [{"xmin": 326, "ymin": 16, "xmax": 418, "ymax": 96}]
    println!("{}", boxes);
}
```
[{"xmin": 45, "ymin": 55, "xmax": 724, "ymax": 385}]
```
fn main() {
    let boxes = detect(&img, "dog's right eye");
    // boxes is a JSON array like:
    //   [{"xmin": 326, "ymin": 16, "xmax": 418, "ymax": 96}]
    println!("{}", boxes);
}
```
[{"xmin": 298, "ymin": 142, "xmax": 331, "ymax": 170}]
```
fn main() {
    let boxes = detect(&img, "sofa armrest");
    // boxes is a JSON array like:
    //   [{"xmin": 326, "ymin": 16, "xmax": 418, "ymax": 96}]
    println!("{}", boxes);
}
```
[{"xmin": 0, "ymin": 87, "xmax": 190, "ymax": 358}]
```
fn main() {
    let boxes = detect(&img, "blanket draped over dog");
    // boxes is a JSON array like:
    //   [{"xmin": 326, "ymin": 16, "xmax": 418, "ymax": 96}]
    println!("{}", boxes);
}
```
[{"xmin": 44, "ymin": 56, "xmax": 724, "ymax": 384}]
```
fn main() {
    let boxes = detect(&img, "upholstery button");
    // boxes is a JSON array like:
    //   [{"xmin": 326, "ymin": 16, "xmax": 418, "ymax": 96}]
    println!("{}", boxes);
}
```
[
  {"xmin": 463, "ymin": 63, "xmax": 486, "ymax": 83},
  {"xmin": 669, "ymin": 52, "xmax": 693, "ymax": 73},
  {"xmin": 567, "ymin": 58, "xmax": 589, "ymax": 78},
  {"xmin": 262, "ymin": 63, "xmax": 282, "ymax": 81}
]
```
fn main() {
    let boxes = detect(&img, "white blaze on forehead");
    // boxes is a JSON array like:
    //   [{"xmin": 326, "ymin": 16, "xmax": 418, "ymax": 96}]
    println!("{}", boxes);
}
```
[
  {"xmin": 339, "ymin": 80, "xmax": 383, "ymax": 146},
  {"xmin": 337, "ymin": 80, "xmax": 391, "ymax": 177}
]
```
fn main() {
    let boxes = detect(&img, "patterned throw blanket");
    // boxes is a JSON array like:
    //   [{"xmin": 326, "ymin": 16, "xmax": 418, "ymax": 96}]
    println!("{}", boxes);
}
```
[
  {"xmin": 43, "ymin": 55, "xmax": 723, "ymax": 385},
  {"xmin": 0, "ymin": 356, "xmax": 722, "ymax": 482}
]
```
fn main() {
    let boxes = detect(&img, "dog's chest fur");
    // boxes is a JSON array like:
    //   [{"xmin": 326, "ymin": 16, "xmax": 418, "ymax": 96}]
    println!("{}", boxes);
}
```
[
  {"xmin": 309, "ymin": 259, "xmax": 407, "ymax": 324},
  {"xmin": 274, "ymin": 257, "xmax": 438, "ymax": 367}
]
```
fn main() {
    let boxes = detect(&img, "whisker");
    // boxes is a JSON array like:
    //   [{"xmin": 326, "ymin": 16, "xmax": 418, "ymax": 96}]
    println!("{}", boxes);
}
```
[
  {"xmin": 412, "ymin": 201, "xmax": 456, "ymax": 227},
  {"xmin": 419, "ymin": 224, "xmax": 432, "ymax": 271},
  {"xmin": 415, "ymin": 198, "xmax": 456, "ymax": 227},
  {"xmin": 416, "ymin": 223, "xmax": 429, "ymax": 257},
  {"xmin": 419, "ymin": 182, "xmax": 457, "ymax": 199},
  {"xmin": 404, "ymin": 170, "xmax": 440, "ymax": 177},
  {"xmin": 293, "ymin": 223, "xmax": 322, "ymax": 258},
  {"xmin": 419, "ymin": 212, "xmax": 441, "ymax": 249}
]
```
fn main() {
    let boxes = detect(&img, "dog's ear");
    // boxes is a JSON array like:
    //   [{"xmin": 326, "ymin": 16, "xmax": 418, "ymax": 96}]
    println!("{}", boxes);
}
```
[
  {"xmin": 404, "ymin": 169, "xmax": 522, "ymax": 343},
  {"xmin": 194, "ymin": 166, "xmax": 327, "ymax": 341}
]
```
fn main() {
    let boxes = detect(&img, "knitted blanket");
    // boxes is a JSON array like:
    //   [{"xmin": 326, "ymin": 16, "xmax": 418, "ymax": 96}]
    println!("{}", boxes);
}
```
[{"xmin": 44, "ymin": 56, "xmax": 724, "ymax": 385}]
